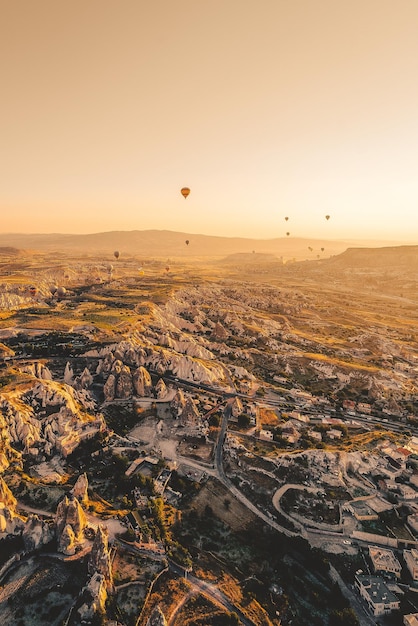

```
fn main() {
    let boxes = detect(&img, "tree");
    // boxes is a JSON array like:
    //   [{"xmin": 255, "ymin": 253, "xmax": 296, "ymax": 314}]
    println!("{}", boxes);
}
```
[
  {"xmin": 238, "ymin": 413, "xmax": 251, "ymax": 428},
  {"xmin": 329, "ymin": 608, "xmax": 359, "ymax": 626}
]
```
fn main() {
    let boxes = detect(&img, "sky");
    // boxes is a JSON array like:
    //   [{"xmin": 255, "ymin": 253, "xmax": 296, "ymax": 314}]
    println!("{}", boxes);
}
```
[{"xmin": 1, "ymin": 0, "xmax": 418, "ymax": 242}]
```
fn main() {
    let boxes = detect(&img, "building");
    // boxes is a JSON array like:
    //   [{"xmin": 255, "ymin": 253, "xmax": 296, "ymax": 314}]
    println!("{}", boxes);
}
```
[
  {"xmin": 404, "ymin": 548, "xmax": 418, "ymax": 581},
  {"xmin": 327, "ymin": 429, "xmax": 343, "ymax": 440},
  {"xmin": 259, "ymin": 429, "xmax": 273, "ymax": 441},
  {"xmin": 369, "ymin": 546, "xmax": 402, "ymax": 579},
  {"xmin": 355, "ymin": 575, "xmax": 400, "ymax": 617},
  {"xmin": 404, "ymin": 614, "xmax": 418, "ymax": 626}
]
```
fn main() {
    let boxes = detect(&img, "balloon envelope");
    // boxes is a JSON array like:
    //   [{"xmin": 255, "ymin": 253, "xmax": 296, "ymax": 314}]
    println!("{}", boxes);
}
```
[
  {"xmin": 325, "ymin": 215, "xmax": 330, "ymax": 220},
  {"xmin": 114, "ymin": 250, "xmax": 120, "ymax": 259},
  {"xmin": 181, "ymin": 187, "xmax": 190, "ymax": 199},
  {"xmin": 185, "ymin": 239, "xmax": 190, "ymax": 246}
]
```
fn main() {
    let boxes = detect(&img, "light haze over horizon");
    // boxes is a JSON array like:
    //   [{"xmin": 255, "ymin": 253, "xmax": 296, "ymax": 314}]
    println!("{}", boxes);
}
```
[{"xmin": 2, "ymin": 1, "xmax": 418, "ymax": 243}]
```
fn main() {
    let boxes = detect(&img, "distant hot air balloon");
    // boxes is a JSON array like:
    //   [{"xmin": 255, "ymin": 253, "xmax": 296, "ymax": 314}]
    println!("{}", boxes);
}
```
[
  {"xmin": 50, "ymin": 285, "xmax": 58, "ymax": 296},
  {"xmin": 114, "ymin": 250, "xmax": 120, "ymax": 260},
  {"xmin": 321, "ymin": 247, "xmax": 325, "ymax": 252},
  {"xmin": 57, "ymin": 286, "xmax": 66, "ymax": 298},
  {"xmin": 285, "ymin": 216, "xmax": 289, "ymax": 221},
  {"xmin": 286, "ymin": 232, "xmax": 290, "ymax": 237},
  {"xmin": 107, "ymin": 264, "xmax": 113, "ymax": 273},
  {"xmin": 165, "ymin": 266, "xmax": 170, "ymax": 273},
  {"xmin": 181, "ymin": 187, "xmax": 190, "ymax": 199},
  {"xmin": 308, "ymin": 246, "xmax": 313, "ymax": 252},
  {"xmin": 325, "ymin": 215, "xmax": 330, "ymax": 221},
  {"xmin": 185, "ymin": 239, "xmax": 190, "ymax": 246}
]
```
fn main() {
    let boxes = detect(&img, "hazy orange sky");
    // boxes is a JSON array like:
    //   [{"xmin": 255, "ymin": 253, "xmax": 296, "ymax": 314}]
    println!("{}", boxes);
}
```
[{"xmin": 1, "ymin": 1, "xmax": 418, "ymax": 242}]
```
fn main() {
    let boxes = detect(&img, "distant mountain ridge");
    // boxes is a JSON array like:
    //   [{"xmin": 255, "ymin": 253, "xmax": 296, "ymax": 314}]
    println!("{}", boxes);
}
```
[
  {"xmin": 325, "ymin": 245, "xmax": 418, "ymax": 268},
  {"xmin": 0, "ymin": 230, "xmax": 405, "ymax": 260}
]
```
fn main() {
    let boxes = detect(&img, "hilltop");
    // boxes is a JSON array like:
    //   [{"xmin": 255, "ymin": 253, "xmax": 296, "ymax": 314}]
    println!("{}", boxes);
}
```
[{"xmin": 324, "ymin": 244, "xmax": 418, "ymax": 268}]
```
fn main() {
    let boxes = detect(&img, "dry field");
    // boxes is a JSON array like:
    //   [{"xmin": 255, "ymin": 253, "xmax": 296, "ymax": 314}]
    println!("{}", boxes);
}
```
[{"xmin": 190, "ymin": 478, "xmax": 258, "ymax": 531}]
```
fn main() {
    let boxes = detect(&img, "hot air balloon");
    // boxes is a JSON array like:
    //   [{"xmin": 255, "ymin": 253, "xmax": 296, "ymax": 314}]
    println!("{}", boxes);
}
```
[
  {"xmin": 114, "ymin": 250, "xmax": 120, "ymax": 260},
  {"xmin": 57, "ymin": 286, "xmax": 66, "ymax": 298},
  {"xmin": 50, "ymin": 285, "xmax": 58, "ymax": 296},
  {"xmin": 185, "ymin": 239, "xmax": 190, "ymax": 246},
  {"xmin": 308, "ymin": 246, "xmax": 313, "ymax": 252},
  {"xmin": 181, "ymin": 187, "xmax": 190, "ymax": 199},
  {"xmin": 325, "ymin": 215, "xmax": 330, "ymax": 221},
  {"xmin": 285, "ymin": 216, "xmax": 289, "ymax": 221},
  {"xmin": 165, "ymin": 266, "xmax": 170, "ymax": 273},
  {"xmin": 321, "ymin": 247, "xmax": 325, "ymax": 252},
  {"xmin": 286, "ymin": 232, "xmax": 290, "ymax": 237}
]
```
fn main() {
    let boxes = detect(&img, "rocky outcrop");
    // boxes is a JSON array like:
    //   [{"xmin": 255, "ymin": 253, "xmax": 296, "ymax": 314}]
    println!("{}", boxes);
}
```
[
  {"xmin": 77, "ymin": 572, "xmax": 108, "ymax": 623},
  {"xmin": 22, "ymin": 514, "xmax": 54, "ymax": 550},
  {"xmin": 75, "ymin": 367, "xmax": 93, "ymax": 390},
  {"xmin": 170, "ymin": 389, "xmax": 186, "ymax": 418},
  {"xmin": 212, "ymin": 322, "xmax": 228, "ymax": 340},
  {"xmin": 71, "ymin": 473, "xmax": 89, "ymax": 505},
  {"xmin": 0, "ymin": 476, "xmax": 17, "ymax": 509},
  {"xmin": 115, "ymin": 364, "xmax": 134, "ymax": 398},
  {"xmin": 103, "ymin": 373, "xmax": 116, "ymax": 401},
  {"xmin": 55, "ymin": 495, "xmax": 86, "ymax": 553},
  {"xmin": 0, "ymin": 379, "xmax": 104, "ymax": 464},
  {"xmin": 146, "ymin": 606, "xmax": 167, "ymax": 626},
  {"xmin": 133, "ymin": 366, "xmax": 153, "ymax": 396},
  {"xmin": 0, "ymin": 478, "xmax": 25, "ymax": 535},
  {"xmin": 154, "ymin": 378, "xmax": 168, "ymax": 399},
  {"xmin": 180, "ymin": 397, "xmax": 200, "ymax": 426},
  {"xmin": 63, "ymin": 362, "xmax": 74, "ymax": 385},
  {"xmin": 59, "ymin": 523, "xmax": 77, "ymax": 555},
  {"xmin": 88, "ymin": 524, "xmax": 112, "ymax": 585},
  {"xmin": 20, "ymin": 362, "xmax": 53, "ymax": 380}
]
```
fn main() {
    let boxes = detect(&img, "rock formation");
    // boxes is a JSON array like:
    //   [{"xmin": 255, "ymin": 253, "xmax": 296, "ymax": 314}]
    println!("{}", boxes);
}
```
[
  {"xmin": 22, "ymin": 514, "xmax": 54, "ymax": 550},
  {"xmin": 212, "ymin": 321, "xmax": 228, "ymax": 340},
  {"xmin": 170, "ymin": 389, "xmax": 186, "ymax": 418},
  {"xmin": 71, "ymin": 472, "xmax": 89, "ymax": 505},
  {"xmin": 59, "ymin": 523, "xmax": 77, "ymax": 555},
  {"xmin": 63, "ymin": 362, "xmax": 74, "ymax": 385},
  {"xmin": 88, "ymin": 524, "xmax": 112, "ymax": 585},
  {"xmin": 154, "ymin": 378, "xmax": 168, "ymax": 399},
  {"xmin": 180, "ymin": 397, "xmax": 200, "ymax": 426},
  {"xmin": 77, "ymin": 572, "xmax": 108, "ymax": 623},
  {"xmin": 133, "ymin": 366, "xmax": 153, "ymax": 396},
  {"xmin": 0, "ymin": 478, "xmax": 25, "ymax": 535},
  {"xmin": 0, "ymin": 476, "xmax": 17, "ymax": 509},
  {"xmin": 55, "ymin": 495, "xmax": 86, "ymax": 553}
]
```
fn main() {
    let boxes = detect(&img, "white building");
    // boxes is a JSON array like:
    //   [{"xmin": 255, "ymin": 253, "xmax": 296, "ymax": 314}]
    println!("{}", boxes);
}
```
[
  {"xmin": 355, "ymin": 575, "xmax": 400, "ymax": 617},
  {"xmin": 369, "ymin": 546, "xmax": 402, "ymax": 579},
  {"xmin": 404, "ymin": 548, "xmax": 418, "ymax": 581}
]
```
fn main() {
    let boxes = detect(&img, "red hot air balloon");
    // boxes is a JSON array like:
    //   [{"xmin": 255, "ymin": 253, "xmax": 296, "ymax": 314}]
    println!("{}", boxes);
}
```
[{"xmin": 181, "ymin": 187, "xmax": 190, "ymax": 199}]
